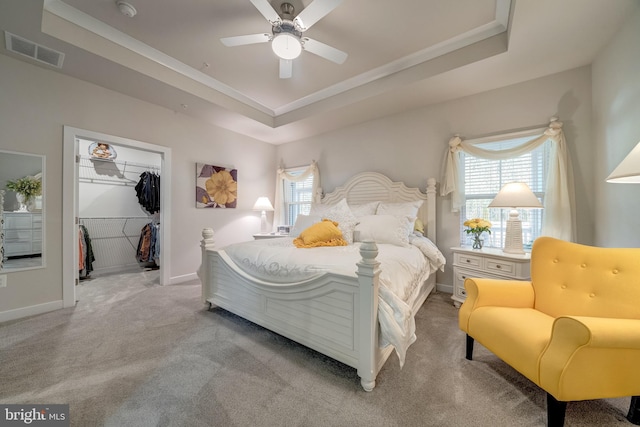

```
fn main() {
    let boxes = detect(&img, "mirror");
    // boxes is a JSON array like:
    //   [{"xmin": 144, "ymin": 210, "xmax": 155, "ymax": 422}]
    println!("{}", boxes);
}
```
[{"xmin": 0, "ymin": 150, "xmax": 45, "ymax": 272}]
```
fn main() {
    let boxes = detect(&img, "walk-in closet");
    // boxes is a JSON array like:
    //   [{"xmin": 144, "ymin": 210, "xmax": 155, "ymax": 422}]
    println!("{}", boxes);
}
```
[{"xmin": 77, "ymin": 138, "xmax": 162, "ymax": 279}]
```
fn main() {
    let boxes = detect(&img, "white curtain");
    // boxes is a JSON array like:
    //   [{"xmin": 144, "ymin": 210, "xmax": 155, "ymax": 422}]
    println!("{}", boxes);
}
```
[
  {"xmin": 441, "ymin": 118, "xmax": 576, "ymax": 241},
  {"xmin": 273, "ymin": 161, "xmax": 320, "ymax": 231}
]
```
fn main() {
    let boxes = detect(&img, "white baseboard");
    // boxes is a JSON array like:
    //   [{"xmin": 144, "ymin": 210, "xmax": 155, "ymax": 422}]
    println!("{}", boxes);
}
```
[
  {"xmin": 169, "ymin": 272, "xmax": 198, "ymax": 285},
  {"xmin": 0, "ymin": 300, "xmax": 64, "ymax": 324},
  {"xmin": 436, "ymin": 282, "xmax": 453, "ymax": 294}
]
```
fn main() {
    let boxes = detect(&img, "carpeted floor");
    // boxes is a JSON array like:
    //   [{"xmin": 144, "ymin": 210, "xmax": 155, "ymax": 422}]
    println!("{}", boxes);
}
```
[{"xmin": 0, "ymin": 271, "xmax": 632, "ymax": 426}]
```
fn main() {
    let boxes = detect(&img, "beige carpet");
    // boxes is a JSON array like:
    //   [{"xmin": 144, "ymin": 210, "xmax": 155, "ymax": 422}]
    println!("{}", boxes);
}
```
[{"xmin": 0, "ymin": 270, "xmax": 631, "ymax": 426}]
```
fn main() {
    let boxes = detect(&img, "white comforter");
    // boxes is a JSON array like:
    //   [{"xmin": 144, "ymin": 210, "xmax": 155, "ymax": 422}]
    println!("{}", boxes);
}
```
[{"xmin": 221, "ymin": 235, "xmax": 445, "ymax": 367}]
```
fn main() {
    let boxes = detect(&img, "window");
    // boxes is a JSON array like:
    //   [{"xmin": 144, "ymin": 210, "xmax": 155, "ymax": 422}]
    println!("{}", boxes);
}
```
[
  {"xmin": 461, "ymin": 134, "xmax": 551, "ymax": 250},
  {"xmin": 282, "ymin": 168, "xmax": 314, "ymax": 226}
]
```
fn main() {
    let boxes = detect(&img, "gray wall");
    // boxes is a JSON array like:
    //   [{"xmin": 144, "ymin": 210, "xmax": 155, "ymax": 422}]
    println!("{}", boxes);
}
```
[
  {"xmin": 276, "ymin": 66, "xmax": 594, "ymax": 287},
  {"xmin": 0, "ymin": 53, "xmax": 277, "ymax": 314},
  {"xmin": 592, "ymin": 7, "xmax": 640, "ymax": 247}
]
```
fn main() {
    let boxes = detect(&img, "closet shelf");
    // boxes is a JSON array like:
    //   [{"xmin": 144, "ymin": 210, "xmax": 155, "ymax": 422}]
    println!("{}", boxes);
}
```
[{"xmin": 78, "ymin": 155, "xmax": 159, "ymax": 186}]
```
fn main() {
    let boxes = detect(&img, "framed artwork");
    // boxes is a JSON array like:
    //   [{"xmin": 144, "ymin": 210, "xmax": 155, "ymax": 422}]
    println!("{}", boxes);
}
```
[{"xmin": 196, "ymin": 163, "xmax": 237, "ymax": 208}]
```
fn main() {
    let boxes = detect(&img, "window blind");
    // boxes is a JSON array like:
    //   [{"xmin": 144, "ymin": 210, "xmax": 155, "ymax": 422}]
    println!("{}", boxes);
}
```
[{"xmin": 283, "ymin": 171, "xmax": 314, "ymax": 225}]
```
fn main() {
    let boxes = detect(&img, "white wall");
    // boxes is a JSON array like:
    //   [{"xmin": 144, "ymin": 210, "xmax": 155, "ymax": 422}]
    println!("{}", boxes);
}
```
[
  {"xmin": 592, "ymin": 7, "xmax": 640, "ymax": 247},
  {"xmin": 0, "ymin": 53, "xmax": 277, "ymax": 317},
  {"xmin": 276, "ymin": 66, "xmax": 594, "ymax": 287}
]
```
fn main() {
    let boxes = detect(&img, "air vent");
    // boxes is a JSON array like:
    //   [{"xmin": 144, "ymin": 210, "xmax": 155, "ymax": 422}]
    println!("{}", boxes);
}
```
[{"xmin": 4, "ymin": 32, "xmax": 64, "ymax": 68}]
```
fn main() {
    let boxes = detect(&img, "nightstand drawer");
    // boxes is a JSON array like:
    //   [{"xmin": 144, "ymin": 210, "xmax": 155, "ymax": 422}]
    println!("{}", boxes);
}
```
[
  {"xmin": 485, "ymin": 258, "xmax": 516, "ymax": 275},
  {"xmin": 454, "ymin": 252, "xmax": 482, "ymax": 269},
  {"xmin": 454, "ymin": 271, "xmax": 471, "ymax": 299}
]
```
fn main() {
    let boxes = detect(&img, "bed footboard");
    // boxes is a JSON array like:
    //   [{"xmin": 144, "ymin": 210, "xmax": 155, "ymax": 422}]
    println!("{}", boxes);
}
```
[
  {"xmin": 356, "ymin": 241, "xmax": 381, "ymax": 391},
  {"xmin": 197, "ymin": 228, "xmax": 215, "ymax": 305},
  {"xmin": 198, "ymin": 229, "xmax": 384, "ymax": 391}
]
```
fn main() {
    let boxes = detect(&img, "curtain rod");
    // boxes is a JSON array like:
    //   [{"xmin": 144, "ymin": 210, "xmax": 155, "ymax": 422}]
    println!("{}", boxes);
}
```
[{"xmin": 459, "ymin": 122, "xmax": 550, "ymax": 144}]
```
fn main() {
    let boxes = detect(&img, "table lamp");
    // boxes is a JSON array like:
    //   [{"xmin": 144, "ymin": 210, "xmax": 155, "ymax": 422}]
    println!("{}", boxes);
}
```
[
  {"xmin": 253, "ymin": 197, "xmax": 274, "ymax": 234},
  {"xmin": 488, "ymin": 182, "xmax": 543, "ymax": 254},
  {"xmin": 606, "ymin": 141, "xmax": 640, "ymax": 183}
]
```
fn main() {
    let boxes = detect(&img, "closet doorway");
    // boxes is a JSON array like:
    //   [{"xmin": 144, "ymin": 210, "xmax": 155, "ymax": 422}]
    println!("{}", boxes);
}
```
[{"xmin": 62, "ymin": 127, "xmax": 172, "ymax": 308}]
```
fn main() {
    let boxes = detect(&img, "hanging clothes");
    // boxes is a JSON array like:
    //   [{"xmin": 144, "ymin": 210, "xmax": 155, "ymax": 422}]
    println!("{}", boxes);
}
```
[
  {"xmin": 136, "ymin": 222, "xmax": 160, "ymax": 266},
  {"xmin": 134, "ymin": 171, "xmax": 160, "ymax": 214},
  {"xmin": 78, "ymin": 224, "xmax": 95, "ymax": 279}
]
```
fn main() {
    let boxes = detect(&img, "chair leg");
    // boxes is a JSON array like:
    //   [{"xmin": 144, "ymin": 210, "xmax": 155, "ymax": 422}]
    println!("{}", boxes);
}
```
[
  {"xmin": 465, "ymin": 334, "xmax": 474, "ymax": 360},
  {"xmin": 546, "ymin": 393, "xmax": 567, "ymax": 427},
  {"xmin": 628, "ymin": 396, "xmax": 640, "ymax": 425}
]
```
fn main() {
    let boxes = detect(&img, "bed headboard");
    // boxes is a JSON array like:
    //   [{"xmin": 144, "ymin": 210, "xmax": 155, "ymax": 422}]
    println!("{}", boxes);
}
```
[{"xmin": 319, "ymin": 172, "xmax": 437, "ymax": 243}]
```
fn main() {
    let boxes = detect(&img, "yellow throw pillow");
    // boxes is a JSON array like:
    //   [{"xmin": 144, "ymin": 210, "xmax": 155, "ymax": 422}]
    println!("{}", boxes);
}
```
[
  {"xmin": 414, "ymin": 218, "xmax": 425, "ymax": 235},
  {"xmin": 293, "ymin": 219, "xmax": 348, "ymax": 248}
]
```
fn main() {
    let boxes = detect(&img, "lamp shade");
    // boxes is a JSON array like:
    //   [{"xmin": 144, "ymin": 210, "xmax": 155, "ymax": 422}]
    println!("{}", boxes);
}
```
[
  {"xmin": 607, "ymin": 141, "xmax": 640, "ymax": 183},
  {"xmin": 488, "ymin": 182, "xmax": 543, "ymax": 208},
  {"xmin": 253, "ymin": 197, "xmax": 274, "ymax": 211}
]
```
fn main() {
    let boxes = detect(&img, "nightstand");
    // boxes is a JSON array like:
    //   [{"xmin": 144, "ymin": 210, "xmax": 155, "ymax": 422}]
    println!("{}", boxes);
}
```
[
  {"xmin": 253, "ymin": 233, "xmax": 288, "ymax": 240},
  {"xmin": 451, "ymin": 246, "xmax": 531, "ymax": 308}
]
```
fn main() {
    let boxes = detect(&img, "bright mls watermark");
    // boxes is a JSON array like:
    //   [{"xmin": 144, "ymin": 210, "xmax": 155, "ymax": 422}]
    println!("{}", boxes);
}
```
[{"xmin": 1, "ymin": 405, "xmax": 69, "ymax": 426}]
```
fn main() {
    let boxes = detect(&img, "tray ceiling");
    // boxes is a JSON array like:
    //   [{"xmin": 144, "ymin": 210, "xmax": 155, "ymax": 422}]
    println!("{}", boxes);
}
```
[{"xmin": 0, "ymin": 0, "xmax": 637, "ymax": 143}]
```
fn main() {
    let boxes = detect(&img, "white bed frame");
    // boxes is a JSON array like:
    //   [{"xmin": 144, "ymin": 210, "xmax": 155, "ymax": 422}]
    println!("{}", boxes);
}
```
[{"xmin": 198, "ymin": 172, "xmax": 437, "ymax": 391}]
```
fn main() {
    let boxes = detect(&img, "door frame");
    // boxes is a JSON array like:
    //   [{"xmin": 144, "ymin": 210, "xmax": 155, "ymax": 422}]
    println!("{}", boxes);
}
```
[{"xmin": 62, "ymin": 126, "xmax": 172, "ymax": 307}]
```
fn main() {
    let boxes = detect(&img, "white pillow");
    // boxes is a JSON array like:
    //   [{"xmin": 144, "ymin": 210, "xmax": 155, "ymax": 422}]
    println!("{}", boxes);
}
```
[
  {"xmin": 310, "ymin": 198, "xmax": 357, "ymax": 244},
  {"xmin": 291, "ymin": 215, "xmax": 322, "ymax": 237},
  {"xmin": 376, "ymin": 200, "xmax": 424, "ymax": 218},
  {"xmin": 354, "ymin": 215, "xmax": 415, "ymax": 247},
  {"xmin": 348, "ymin": 201, "xmax": 380, "ymax": 217}
]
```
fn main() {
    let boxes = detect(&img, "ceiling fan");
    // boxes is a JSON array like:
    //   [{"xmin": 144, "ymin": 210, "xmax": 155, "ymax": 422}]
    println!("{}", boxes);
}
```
[{"xmin": 221, "ymin": 0, "xmax": 348, "ymax": 79}]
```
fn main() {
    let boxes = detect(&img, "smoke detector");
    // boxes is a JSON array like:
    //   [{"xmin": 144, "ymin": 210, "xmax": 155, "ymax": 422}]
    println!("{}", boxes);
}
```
[{"xmin": 116, "ymin": 1, "xmax": 137, "ymax": 18}]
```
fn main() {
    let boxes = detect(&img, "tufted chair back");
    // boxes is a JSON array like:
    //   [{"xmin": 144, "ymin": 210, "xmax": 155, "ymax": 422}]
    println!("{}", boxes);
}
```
[{"xmin": 530, "ymin": 237, "xmax": 640, "ymax": 319}]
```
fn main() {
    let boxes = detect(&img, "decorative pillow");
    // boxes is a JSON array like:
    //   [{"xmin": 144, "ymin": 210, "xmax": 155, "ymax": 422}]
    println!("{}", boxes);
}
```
[
  {"xmin": 376, "ymin": 200, "xmax": 424, "ymax": 218},
  {"xmin": 414, "ymin": 218, "xmax": 425, "ymax": 235},
  {"xmin": 309, "ymin": 200, "xmax": 337, "ymax": 217},
  {"xmin": 290, "ymin": 214, "xmax": 321, "ymax": 237},
  {"xmin": 354, "ymin": 215, "xmax": 416, "ymax": 247},
  {"xmin": 348, "ymin": 201, "xmax": 380, "ymax": 217},
  {"xmin": 310, "ymin": 198, "xmax": 357, "ymax": 244},
  {"xmin": 293, "ymin": 219, "xmax": 348, "ymax": 248}
]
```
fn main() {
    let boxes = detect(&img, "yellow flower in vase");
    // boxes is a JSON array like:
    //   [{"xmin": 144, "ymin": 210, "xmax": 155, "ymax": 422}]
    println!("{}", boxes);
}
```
[{"xmin": 463, "ymin": 218, "xmax": 492, "ymax": 249}]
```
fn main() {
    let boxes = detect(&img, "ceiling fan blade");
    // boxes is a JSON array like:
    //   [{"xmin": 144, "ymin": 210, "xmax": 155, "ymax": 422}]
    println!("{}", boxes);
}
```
[
  {"xmin": 279, "ymin": 59, "xmax": 293, "ymax": 79},
  {"xmin": 302, "ymin": 37, "xmax": 347, "ymax": 64},
  {"xmin": 294, "ymin": 0, "xmax": 343, "ymax": 31},
  {"xmin": 220, "ymin": 33, "xmax": 271, "ymax": 47},
  {"xmin": 250, "ymin": 0, "xmax": 282, "ymax": 25}
]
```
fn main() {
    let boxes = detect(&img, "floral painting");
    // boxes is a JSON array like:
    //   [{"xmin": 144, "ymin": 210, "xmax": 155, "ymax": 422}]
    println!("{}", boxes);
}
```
[{"xmin": 196, "ymin": 163, "xmax": 237, "ymax": 208}]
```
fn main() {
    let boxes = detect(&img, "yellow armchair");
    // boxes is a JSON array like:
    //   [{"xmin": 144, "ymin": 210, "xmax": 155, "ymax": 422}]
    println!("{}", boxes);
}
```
[{"xmin": 459, "ymin": 237, "xmax": 640, "ymax": 426}]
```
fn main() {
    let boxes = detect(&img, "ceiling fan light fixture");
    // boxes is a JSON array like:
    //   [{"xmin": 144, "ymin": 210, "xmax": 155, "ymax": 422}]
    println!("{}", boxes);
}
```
[{"xmin": 271, "ymin": 33, "xmax": 302, "ymax": 60}]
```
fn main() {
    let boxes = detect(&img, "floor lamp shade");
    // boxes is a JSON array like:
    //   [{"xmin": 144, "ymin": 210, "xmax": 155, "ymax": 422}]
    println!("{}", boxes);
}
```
[
  {"xmin": 253, "ymin": 197, "xmax": 274, "ymax": 234},
  {"xmin": 607, "ymin": 141, "xmax": 640, "ymax": 183},
  {"xmin": 488, "ymin": 182, "xmax": 543, "ymax": 254}
]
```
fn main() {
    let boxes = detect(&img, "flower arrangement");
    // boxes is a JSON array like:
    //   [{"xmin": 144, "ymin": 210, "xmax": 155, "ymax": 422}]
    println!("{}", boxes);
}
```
[
  {"xmin": 463, "ymin": 218, "xmax": 491, "ymax": 249},
  {"xmin": 6, "ymin": 176, "xmax": 42, "ymax": 202}
]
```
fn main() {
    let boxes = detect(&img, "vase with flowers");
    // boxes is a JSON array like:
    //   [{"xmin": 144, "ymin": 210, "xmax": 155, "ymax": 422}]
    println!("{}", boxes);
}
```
[
  {"xmin": 6, "ymin": 175, "xmax": 42, "ymax": 212},
  {"xmin": 463, "ymin": 218, "xmax": 492, "ymax": 249}
]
